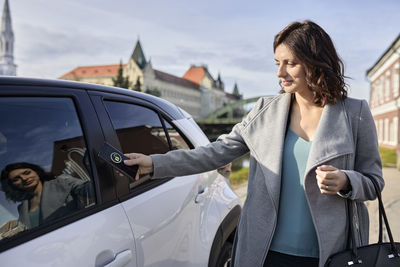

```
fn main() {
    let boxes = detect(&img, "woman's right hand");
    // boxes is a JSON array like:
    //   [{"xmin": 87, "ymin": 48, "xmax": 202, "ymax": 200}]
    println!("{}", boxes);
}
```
[{"xmin": 124, "ymin": 153, "xmax": 154, "ymax": 180}]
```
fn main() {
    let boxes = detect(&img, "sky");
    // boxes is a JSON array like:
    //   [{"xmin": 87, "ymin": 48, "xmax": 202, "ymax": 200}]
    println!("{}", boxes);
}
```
[{"xmin": 8, "ymin": 0, "xmax": 400, "ymax": 101}]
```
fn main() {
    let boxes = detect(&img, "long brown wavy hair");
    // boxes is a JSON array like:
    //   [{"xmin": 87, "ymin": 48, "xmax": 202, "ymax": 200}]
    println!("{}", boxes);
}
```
[
  {"xmin": 1, "ymin": 162, "xmax": 53, "ymax": 202},
  {"xmin": 274, "ymin": 20, "xmax": 348, "ymax": 106}
]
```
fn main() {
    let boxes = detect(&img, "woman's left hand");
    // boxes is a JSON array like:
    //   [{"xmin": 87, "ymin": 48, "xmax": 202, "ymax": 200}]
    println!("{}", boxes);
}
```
[{"xmin": 315, "ymin": 165, "xmax": 350, "ymax": 195}]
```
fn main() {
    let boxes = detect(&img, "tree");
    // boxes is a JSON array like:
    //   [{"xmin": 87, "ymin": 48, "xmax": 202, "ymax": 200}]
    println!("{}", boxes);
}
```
[
  {"xmin": 112, "ymin": 60, "xmax": 131, "ymax": 89},
  {"xmin": 145, "ymin": 87, "xmax": 161, "ymax": 97},
  {"xmin": 133, "ymin": 76, "xmax": 142, "ymax": 91}
]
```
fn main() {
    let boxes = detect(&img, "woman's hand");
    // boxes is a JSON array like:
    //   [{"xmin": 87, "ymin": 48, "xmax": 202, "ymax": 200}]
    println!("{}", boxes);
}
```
[
  {"xmin": 315, "ymin": 165, "xmax": 350, "ymax": 195},
  {"xmin": 124, "ymin": 153, "xmax": 154, "ymax": 181}
]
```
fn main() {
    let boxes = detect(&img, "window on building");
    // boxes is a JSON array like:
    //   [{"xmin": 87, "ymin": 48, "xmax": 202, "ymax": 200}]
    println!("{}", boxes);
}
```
[
  {"xmin": 371, "ymin": 85, "xmax": 376, "ymax": 107},
  {"xmin": 394, "ymin": 117, "xmax": 399, "ymax": 145},
  {"xmin": 384, "ymin": 118, "xmax": 389, "ymax": 143},
  {"xmin": 393, "ymin": 64, "xmax": 400, "ymax": 98},
  {"xmin": 385, "ymin": 72, "xmax": 391, "ymax": 101},
  {"xmin": 379, "ymin": 119, "xmax": 383, "ymax": 143},
  {"xmin": 390, "ymin": 120, "xmax": 394, "ymax": 144},
  {"xmin": 379, "ymin": 78, "xmax": 384, "ymax": 104}
]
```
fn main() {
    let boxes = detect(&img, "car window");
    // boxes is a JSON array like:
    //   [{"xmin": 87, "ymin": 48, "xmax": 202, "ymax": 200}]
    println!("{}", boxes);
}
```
[
  {"xmin": 163, "ymin": 120, "xmax": 190, "ymax": 151},
  {"xmin": 105, "ymin": 101, "xmax": 190, "ymax": 192},
  {"xmin": 104, "ymin": 101, "xmax": 170, "ymax": 155},
  {"xmin": 0, "ymin": 97, "xmax": 95, "ymax": 241}
]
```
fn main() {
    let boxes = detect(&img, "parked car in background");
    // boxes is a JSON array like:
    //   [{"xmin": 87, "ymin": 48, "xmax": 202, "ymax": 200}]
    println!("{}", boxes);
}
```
[{"xmin": 0, "ymin": 77, "xmax": 241, "ymax": 267}]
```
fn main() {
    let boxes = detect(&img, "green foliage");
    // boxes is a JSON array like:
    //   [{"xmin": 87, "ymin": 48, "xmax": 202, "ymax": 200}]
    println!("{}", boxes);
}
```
[
  {"xmin": 145, "ymin": 87, "xmax": 161, "ymax": 97},
  {"xmin": 229, "ymin": 167, "xmax": 249, "ymax": 186},
  {"xmin": 133, "ymin": 76, "xmax": 141, "ymax": 91},
  {"xmin": 379, "ymin": 147, "xmax": 397, "ymax": 167},
  {"xmin": 112, "ymin": 61, "xmax": 131, "ymax": 89}
]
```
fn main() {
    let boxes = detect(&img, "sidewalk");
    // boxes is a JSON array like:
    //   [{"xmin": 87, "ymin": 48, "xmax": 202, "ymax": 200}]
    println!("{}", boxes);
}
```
[
  {"xmin": 231, "ymin": 167, "xmax": 400, "ymax": 243},
  {"xmin": 368, "ymin": 167, "xmax": 400, "ymax": 242}
]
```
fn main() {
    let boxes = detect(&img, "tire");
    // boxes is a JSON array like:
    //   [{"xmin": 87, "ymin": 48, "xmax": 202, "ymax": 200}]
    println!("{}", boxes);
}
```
[{"xmin": 215, "ymin": 241, "xmax": 233, "ymax": 267}]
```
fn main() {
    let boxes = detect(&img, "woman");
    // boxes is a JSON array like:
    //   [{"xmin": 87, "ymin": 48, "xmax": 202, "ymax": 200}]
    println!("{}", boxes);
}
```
[
  {"xmin": 1, "ymin": 162, "xmax": 88, "ymax": 229},
  {"xmin": 124, "ymin": 21, "xmax": 383, "ymax": 267}
]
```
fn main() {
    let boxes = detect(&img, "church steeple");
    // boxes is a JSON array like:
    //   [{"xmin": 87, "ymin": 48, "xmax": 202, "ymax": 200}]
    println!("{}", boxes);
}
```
[
  {"xmin": 130, "ymin": 39, "xmax": 147, "ymax": 70},
  {"xmin": 0, "ymin": 0, "xmax": 16, "ymax": 76}
]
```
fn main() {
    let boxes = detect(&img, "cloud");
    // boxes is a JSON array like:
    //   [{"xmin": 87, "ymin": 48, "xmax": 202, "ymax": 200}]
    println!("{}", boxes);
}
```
[{"xmin": 14, "ymin": 23, "xmax": 133, "ymax": 77}]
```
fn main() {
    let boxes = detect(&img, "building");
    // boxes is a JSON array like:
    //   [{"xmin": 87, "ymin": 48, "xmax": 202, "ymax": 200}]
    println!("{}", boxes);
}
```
[
  {"xmin": 367, "ymin": 34, "xmax": 400, "ymax": 168},
  {"xmin": 60, "ymin": 40, "xmax": 241, "ymax": 119},
  {"xmin": 0, "ymin": 0, "xmax": 16, "ymax": 76}
]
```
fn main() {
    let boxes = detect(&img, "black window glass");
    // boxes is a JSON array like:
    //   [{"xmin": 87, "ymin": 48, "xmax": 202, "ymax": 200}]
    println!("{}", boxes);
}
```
[
  {"xmin": 104, "ymin": 101, "xmax": 170, "ymax": 155},
  {"xmin": 0, "ymin": 97, "xmax": 95, "ymax": 241}
]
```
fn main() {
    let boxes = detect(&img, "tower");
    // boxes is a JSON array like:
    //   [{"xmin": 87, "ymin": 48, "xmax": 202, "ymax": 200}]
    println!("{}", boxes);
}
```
[
  {"xmin": 0, "ymin": 0, "xmax": 16, "ymax": 76},
  {"xmin": 130, "ymin": 40, "xmax": 147, "ymax": 70}
]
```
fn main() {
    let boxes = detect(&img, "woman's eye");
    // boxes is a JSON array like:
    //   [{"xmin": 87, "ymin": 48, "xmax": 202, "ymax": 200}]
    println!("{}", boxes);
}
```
[{"xmin": 23, "ymin": 170, "xmax": 31, "ymax": 175}]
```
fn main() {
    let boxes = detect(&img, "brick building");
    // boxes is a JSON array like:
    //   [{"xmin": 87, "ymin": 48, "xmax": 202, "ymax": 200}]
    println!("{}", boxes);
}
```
[{"xmin": 367, "ymin": 34, "xmax": 400, "ymax": 168}]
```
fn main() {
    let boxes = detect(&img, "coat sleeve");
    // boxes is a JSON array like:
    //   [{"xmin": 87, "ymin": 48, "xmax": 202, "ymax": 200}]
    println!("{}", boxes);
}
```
[
  {"xmin": 151, "ymin": 97, "xmax": 269, "ymax": 179},
  {"xmin": 341, "ymin": 100, "xmax": 384, "ymax": 201}
]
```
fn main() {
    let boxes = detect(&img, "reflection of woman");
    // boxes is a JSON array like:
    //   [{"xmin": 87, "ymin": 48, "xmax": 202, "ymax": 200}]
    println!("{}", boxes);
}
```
[
  {"xmin": 124, "ymin": 21, "xmax": 383, "ymax": 266},
  {"xmin": 1, "ymin": 162, "xmax": 88, "ymax": 229}
]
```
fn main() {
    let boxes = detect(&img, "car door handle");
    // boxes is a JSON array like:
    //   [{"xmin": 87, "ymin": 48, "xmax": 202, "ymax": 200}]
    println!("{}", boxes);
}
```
[
  {"xmin": 97, "ymin": 249, "xmax": 133, "ymax": 267},
  {"xmin": 195, "ymin": 186, "xmax": 209, "ymax": 203}
]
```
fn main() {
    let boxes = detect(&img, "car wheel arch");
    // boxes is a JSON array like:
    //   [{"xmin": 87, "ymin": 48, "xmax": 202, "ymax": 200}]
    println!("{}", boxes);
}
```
[{"xmin": 208, "ymin": 205, "xmax": 241, "ymax": 267}]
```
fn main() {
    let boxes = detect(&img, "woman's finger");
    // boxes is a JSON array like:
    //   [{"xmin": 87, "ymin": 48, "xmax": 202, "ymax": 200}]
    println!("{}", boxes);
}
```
[{"xmin": 124, "ymin": 153, "xmax": 142, "ymax": 166}]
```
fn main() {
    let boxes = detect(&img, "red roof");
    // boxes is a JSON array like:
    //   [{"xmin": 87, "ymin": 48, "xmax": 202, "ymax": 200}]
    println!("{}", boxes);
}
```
[
  {"xmin": 155, "ymin": 70, "xmax": 199, "ymax": 90},
  {"xmin": 60, "ymin": 64, "xmax": 126, "ymax": 79},
  {"xmin": 182, "ymin": 66, "xmax": 205, "ymax": 85}
]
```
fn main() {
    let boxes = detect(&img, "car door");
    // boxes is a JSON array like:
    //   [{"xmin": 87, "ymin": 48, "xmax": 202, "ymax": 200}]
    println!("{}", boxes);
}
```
[
  {"xmin": 0, "ymin": 85, "xmax": 137, "ymax": 267},
  {"xmin": 90, "ymin": 91, "xmax": 213, "ymax": 267}
]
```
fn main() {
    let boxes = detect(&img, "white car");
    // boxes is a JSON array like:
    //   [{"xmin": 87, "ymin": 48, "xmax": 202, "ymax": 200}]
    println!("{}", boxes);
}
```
[{"xmin": 0, "ymin": 77, "xmax": 241, "ymax": 267}]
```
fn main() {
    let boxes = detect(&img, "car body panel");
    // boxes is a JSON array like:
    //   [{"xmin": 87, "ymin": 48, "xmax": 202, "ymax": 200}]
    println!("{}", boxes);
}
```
[{"xmin": 1, "ymin": 205, "xmax": 137, "ymax": 267}]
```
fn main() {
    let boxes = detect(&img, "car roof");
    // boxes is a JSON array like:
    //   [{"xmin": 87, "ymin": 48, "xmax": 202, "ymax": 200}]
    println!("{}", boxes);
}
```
[{"xmin": 0, "ymin": 76, "xmax": 187, "ymax": 120}]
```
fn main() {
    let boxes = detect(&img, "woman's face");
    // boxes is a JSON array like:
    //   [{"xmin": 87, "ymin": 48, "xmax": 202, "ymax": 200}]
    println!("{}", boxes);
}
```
[
  {"xmin": 8, "ymin": 168, "xmax": 41, "ymax": 191},
  {"xmin": 275, "ymin": 44, "xmax": 309, "ymax": 95}
]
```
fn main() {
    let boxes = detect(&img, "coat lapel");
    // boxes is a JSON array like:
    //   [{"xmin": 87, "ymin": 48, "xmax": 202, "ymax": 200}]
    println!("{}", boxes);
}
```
[
  {"xmin": 305, "ymin": 99, "xmax": 354, "ymax": 177},
  {"xmin": 244, "ymin": 95, "xmax": 354, "ymax": 209},
  {"xmin": 243, "ymin": 93, "xmax": 292, "ymax": 209}
]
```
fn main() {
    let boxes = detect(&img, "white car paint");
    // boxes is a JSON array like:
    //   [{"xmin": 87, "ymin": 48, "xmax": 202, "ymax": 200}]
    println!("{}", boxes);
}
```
[{"xmin": 1, "ymin": 205, "xmax": 136, "ymax": 267}]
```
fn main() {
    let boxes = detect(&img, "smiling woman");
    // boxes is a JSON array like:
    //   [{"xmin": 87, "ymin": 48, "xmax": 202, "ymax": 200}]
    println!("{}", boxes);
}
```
[
  {"xmin": 273, "ymin": 21, "xmax": 348, "ymax": 107},
  {"xmin": 123, "ymin": 20, "xmax": 383, "ymax": 267},
  {"xmin": 0, "ymin": 161, "xmax": 91, "ymax": 232}
]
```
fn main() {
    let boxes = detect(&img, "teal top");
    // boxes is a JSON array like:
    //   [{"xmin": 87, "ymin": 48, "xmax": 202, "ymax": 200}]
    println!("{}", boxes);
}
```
[
  {"xmin": 28, "ymin": 207, "xmax": 40, "ymax": 228},
  {"xmin": 269, "ymin": 128, "xmax": 319, "ymax": 258}
]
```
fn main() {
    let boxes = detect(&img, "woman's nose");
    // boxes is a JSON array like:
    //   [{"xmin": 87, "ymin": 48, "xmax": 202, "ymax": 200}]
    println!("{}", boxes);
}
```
[
  {"xmin": 276, "ymin": 64, "xmax": 286, "ymax": 78},
  {"xmin": 20, "ymin": 174, "xmax": 29, "ymax": 181}
]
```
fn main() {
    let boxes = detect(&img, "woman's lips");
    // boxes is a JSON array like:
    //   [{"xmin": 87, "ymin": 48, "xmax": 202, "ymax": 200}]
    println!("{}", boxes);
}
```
[
  {"xmin": 23, "ymin": 179, "xmax": 34, "ymax": 186},
  {"xmin": 282, "ymin": 80, "xmax": 293, "ymax": 86}
]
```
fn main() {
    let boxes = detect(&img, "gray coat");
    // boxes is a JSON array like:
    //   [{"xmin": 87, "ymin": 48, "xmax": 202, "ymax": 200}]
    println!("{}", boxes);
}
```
[
  {"xmin": 18, "ymin": 174, "xmax": 87, "ymax": 228},
  {"xmin": 151, "ymin": 93, "xmax": 383, "ymax": 267}
]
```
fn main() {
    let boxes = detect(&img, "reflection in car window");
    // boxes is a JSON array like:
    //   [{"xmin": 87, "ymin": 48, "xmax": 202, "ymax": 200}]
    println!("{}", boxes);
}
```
[
  {"xmin": 163, "ymin": 120, "xmax": 190, "ymax": 151},
  {"xmin": 0, "ymin": 97, "xmax": 95, "ymax": 241},
  {"xmin": 104, "ymin": 101, "xmax": 170, "ymax": 155}
]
